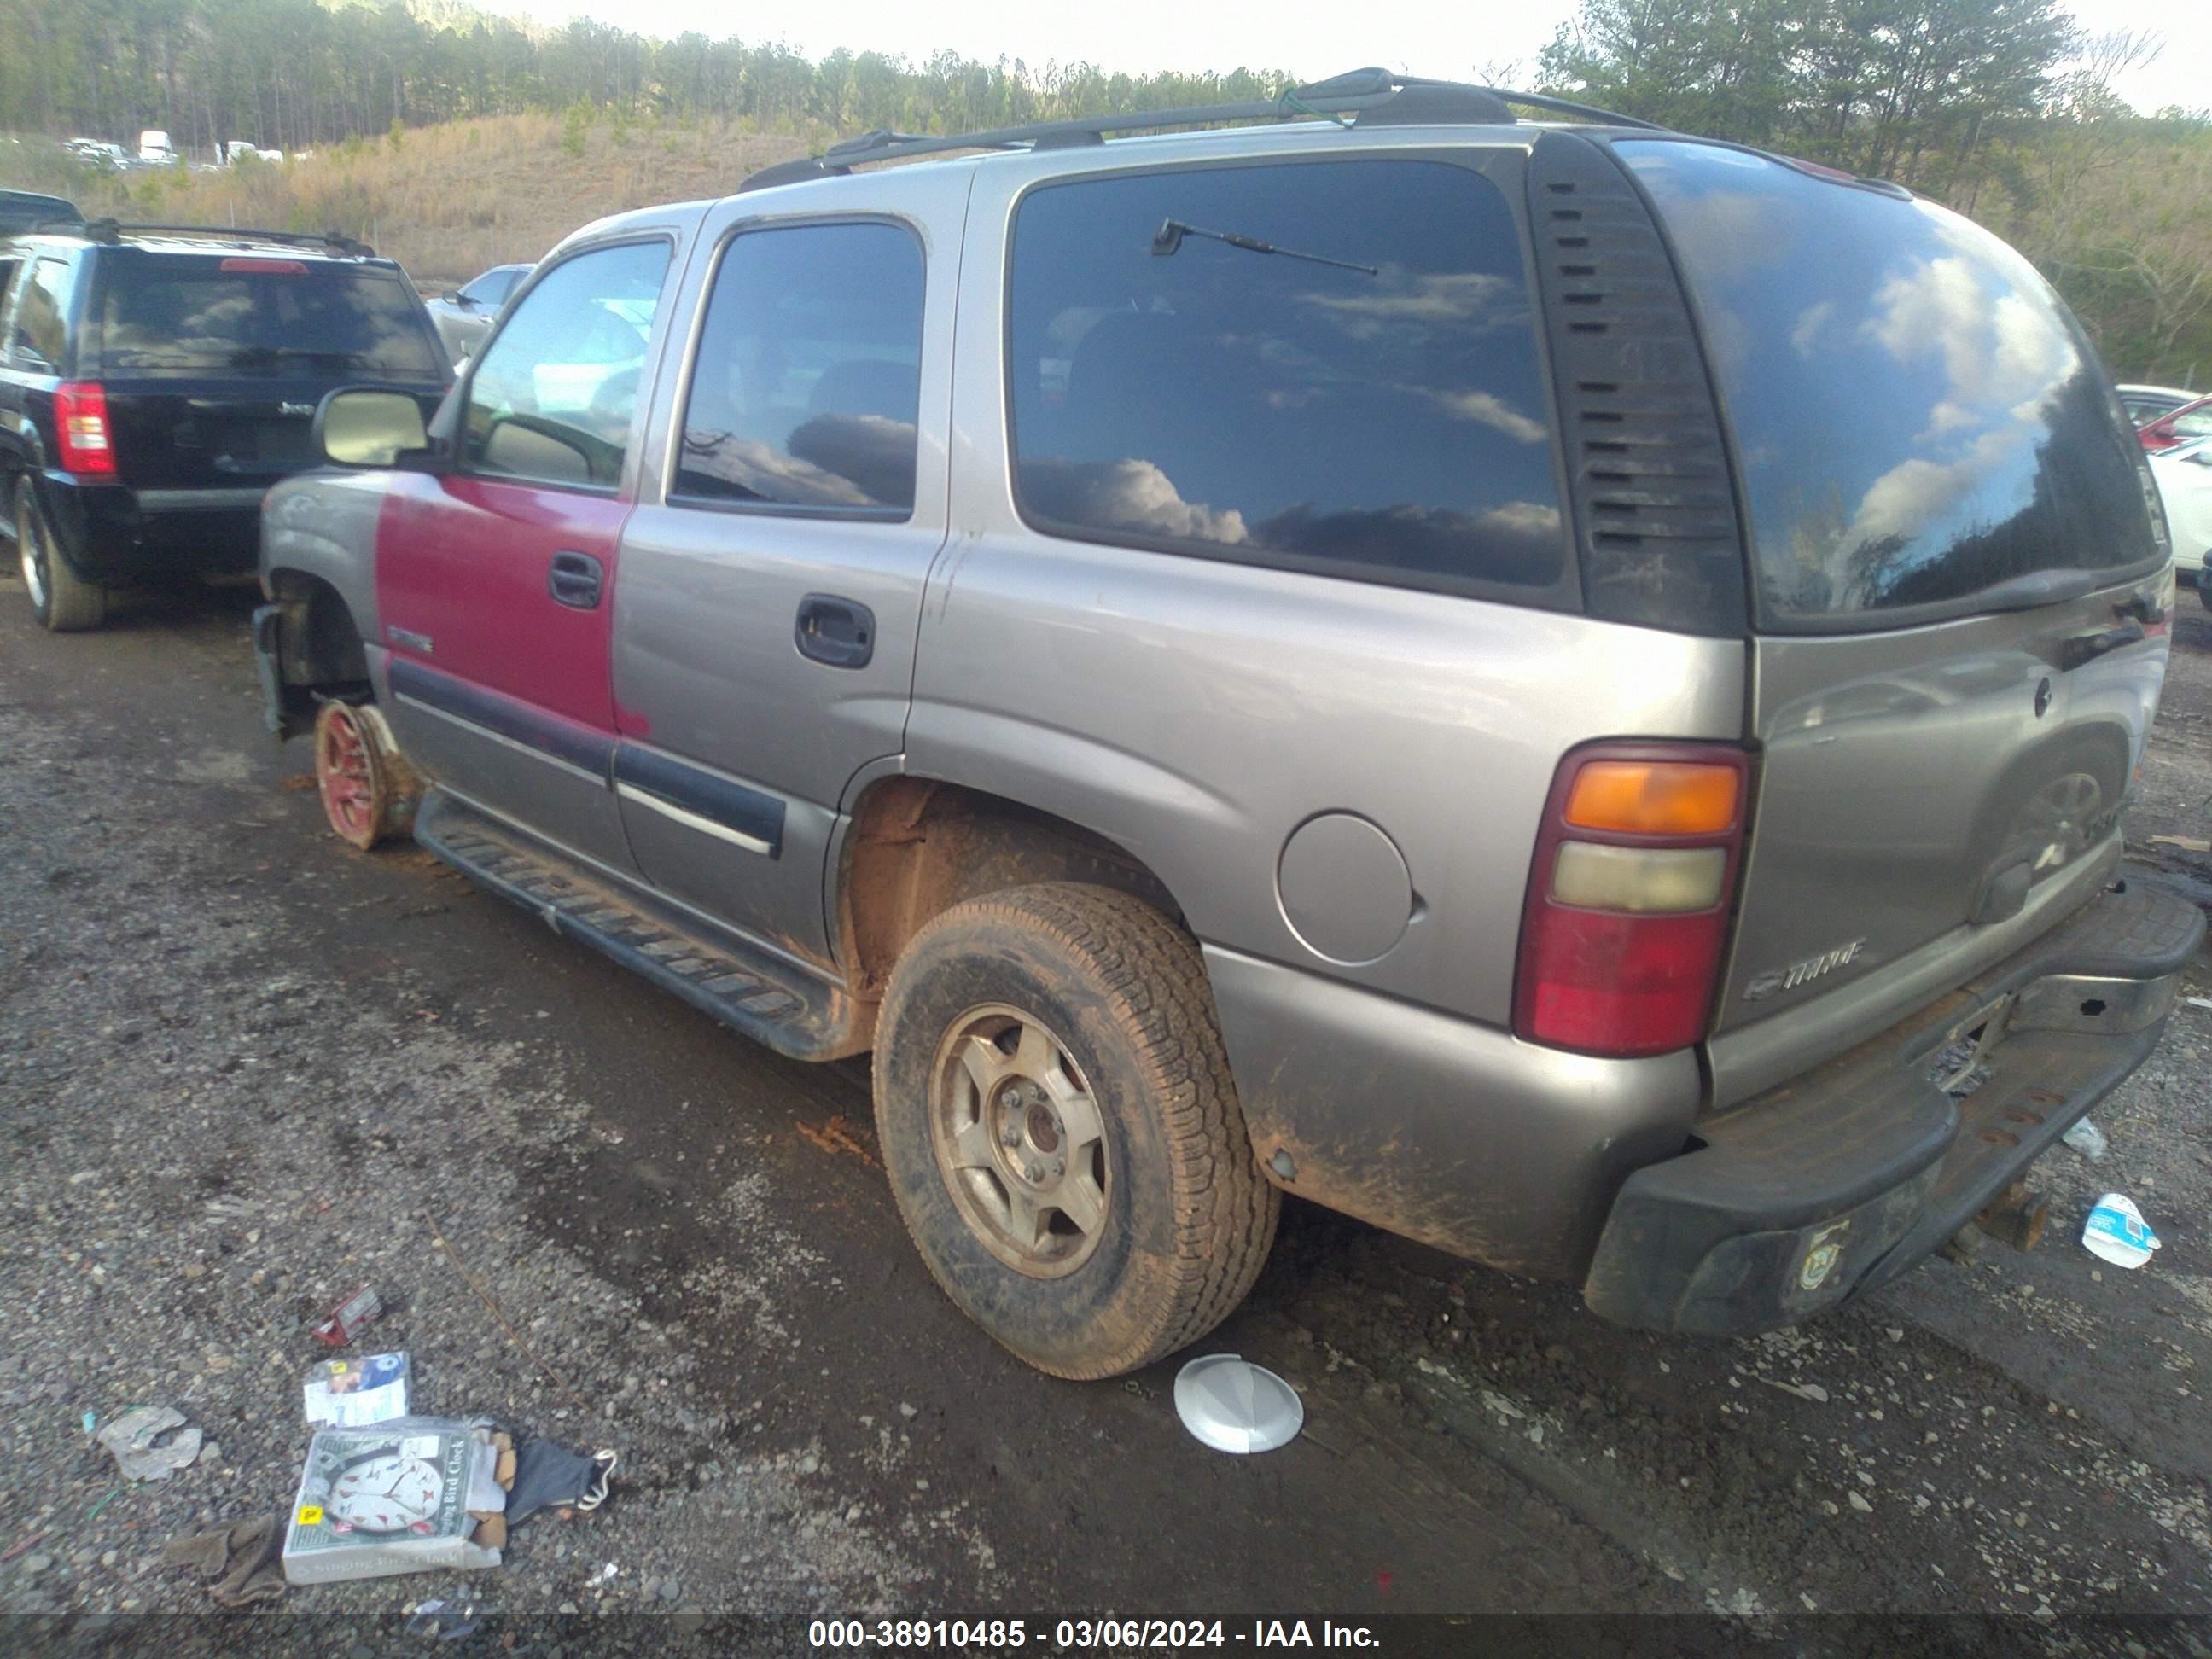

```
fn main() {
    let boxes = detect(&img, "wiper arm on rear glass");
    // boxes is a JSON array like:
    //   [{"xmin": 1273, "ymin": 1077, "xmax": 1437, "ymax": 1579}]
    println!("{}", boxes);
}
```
[
  {"xmin": 228, "ymin": 346, "xmax": 373, "ymax": 367},
  {"xmin": 1953, "ymin": 568, "xmax": 2101, "ymax": 614},
  {"xmin": 1151, "ymin": 218, "xmax": 1378, "ymax": 276}
]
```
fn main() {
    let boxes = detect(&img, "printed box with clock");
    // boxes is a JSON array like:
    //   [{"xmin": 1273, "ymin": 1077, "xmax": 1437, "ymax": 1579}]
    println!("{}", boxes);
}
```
[{"xmin": 282, "ymin": 1419, "xmax": 504, "ymax": 1584}]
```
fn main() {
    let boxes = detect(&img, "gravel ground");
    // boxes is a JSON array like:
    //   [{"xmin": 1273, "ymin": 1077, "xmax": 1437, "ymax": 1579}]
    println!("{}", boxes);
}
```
[{"xmin": 3, "ymin": 578, "xmax": 2211, "ymax": 1649}]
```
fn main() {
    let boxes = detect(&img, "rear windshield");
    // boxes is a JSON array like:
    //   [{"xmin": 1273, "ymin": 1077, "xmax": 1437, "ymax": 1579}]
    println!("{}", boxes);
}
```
[
  {"xmin": 1006, "ymin": 158, "xmax": 1568, "ymax": 599},
  {"xmin": 93, "ymin": 254, "xmax": 444, "ymax": 379},
  {"xmin": 1617, "ymin": 141, "xmax": 2160, "ymax": 628}
]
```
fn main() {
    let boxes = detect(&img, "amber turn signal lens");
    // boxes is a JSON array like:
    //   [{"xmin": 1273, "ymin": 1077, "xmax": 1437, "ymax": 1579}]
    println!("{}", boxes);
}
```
[{"xmin": 1564, "ymin": 761, "xmax": 1740, "ymax": 836}]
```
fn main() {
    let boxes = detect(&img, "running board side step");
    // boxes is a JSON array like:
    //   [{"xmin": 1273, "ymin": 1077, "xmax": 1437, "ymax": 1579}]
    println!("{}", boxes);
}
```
[{"xmin": 414, "ymin": 788, "xmax": 867, "ymax": 1061}]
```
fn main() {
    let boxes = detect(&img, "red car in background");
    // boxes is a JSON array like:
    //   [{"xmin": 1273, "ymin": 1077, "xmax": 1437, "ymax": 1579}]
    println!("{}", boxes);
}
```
[{"xmin": 2140, "ymin": 393, "xmax": 2212, "ymax": 453}]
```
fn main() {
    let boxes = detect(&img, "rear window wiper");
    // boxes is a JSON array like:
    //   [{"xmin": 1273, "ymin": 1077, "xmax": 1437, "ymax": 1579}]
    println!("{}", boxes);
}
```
[
  {"xmin": 1151, "ymin": 218, "xmax": 1378, "ymax": 276},
  {"xmin": 228, "ymin": 346, "xmax": 374, "ymax": 368},
  {"xmin": 1953, "ymin": 568, "xmax": 2101, "ymax": 614}
]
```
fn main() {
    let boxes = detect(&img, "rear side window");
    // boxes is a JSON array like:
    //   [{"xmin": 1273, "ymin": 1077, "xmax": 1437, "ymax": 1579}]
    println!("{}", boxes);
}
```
[
  {"xmin": 674, "ymin": 221, "xmax": 923, "ymax": 515},
  {"xmin": 1618, "ymin": 141, "xmax": 2160, "ymax": 627},
  {"xmin": 12, "ymin": 258, "xmax": 70, "ymax": 370},
  {"xmin": 94, "ymin": 255, "xmax": 443, "ymax": 378},
  {"xmin": 1007, "ymin": 160, "xmax": 1566, "ymax": 595}
]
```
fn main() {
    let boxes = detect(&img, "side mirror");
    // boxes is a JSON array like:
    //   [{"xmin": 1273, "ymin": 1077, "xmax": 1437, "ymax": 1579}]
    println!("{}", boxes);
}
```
[
  {"xmin": 316, "ymin": 387, "xmax": 430, "ymax": 468},
  {"xmin": 2184, "ymin": 448, "xmax": 2212, "ymax": 468}
]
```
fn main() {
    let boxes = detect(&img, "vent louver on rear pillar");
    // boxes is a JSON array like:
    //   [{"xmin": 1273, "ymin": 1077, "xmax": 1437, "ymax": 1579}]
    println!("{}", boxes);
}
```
[{"xmin": 1526, "ymin": 131, "xmax": 1748, "ymax": 637}]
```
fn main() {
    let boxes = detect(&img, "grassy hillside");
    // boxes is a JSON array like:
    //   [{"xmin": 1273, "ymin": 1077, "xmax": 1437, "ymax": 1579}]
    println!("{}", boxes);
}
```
[{"xmin": 3, "ymin": 112, "xmax": 810, "ymax": 288}]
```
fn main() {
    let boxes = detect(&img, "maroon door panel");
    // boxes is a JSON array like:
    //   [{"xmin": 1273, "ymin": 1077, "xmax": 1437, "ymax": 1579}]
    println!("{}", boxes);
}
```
[
  {"xmin": 375, "ymin": 472, "xmax": 627, "ymax": 729},
  {"xmin": 370, "ymin": 471, "xmax": 638, "ymax": 870}
]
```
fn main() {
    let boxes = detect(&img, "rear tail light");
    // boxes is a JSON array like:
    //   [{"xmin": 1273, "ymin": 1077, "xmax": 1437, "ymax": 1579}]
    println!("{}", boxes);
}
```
[
  {"xmin": 1514, "ymin": 743, "xmax": 1750, "ymax": 1057},
  {"xmin": 54, "ymin": 381, "xmax": 117, "ymax": 477}
]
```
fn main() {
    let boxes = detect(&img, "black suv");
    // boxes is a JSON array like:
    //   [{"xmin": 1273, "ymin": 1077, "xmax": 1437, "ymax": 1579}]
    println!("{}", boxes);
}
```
[{"xmin": 0, "ymin": 220, "xmax": 450, "ymax": 630}]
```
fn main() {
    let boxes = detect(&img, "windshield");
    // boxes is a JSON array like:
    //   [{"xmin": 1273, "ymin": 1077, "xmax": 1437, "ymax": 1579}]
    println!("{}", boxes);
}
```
[
  {"xmin": 94, "ymin": 254, "xmax": 444, "ymax": 379},
  {"xmin": 1617, "ymin": 140, "xmax": 2160, "ymax": 628}
]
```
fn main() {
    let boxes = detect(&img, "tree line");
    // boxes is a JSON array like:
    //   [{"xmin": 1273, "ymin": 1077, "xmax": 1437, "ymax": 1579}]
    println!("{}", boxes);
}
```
[
  {"xmin": 1540, "ymin": 0, "xmax": 2209, "ymax": 379},
  {"xmin": 0, "ymin": 0, "xmax": 1294, "ymax": 156},
  {"xmin": 0, "ymin": 0, "xmax": 2202, "ymax": 378}
]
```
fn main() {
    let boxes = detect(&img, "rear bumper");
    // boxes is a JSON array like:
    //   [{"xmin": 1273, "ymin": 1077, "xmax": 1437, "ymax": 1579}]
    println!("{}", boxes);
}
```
[
  {"xmin": 38, "ymin": 474, "xmax": 265, "ymax": 584},
  {"xmin": 1585, "ymin": 877, "xmax": 2202, "ymax": 1335}
]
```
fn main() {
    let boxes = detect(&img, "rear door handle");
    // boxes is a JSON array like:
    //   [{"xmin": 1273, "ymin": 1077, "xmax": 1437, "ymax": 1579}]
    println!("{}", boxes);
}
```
[
  {"xmin": 2113, "ymin": 592, "xmax": 2167, "ymax": 626},
  {"xmin": 2059, "ymin": 621, "xmax": 2145, "ymax": 671},
  {"xmin": 549, "ymin": 550, "xmax": 603, "ymax": 609},
  {"xmin": 795, "ymin": 593, "xmax": 875, "ymax": 668}
]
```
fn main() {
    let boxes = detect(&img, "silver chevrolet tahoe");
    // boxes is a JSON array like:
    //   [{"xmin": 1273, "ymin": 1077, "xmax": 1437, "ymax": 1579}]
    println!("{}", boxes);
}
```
[{"xmin": 253, "ymin": 71, "xmax": 2200, "ymax": 1378}]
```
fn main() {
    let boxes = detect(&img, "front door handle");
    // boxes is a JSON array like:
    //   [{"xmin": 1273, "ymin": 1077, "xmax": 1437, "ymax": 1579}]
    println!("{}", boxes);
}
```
[
  {"xmin": 795, "ymin": 592, "xmax": 875, "ymax": 668},
  {"xmin": 549, "ymin": 550, "xmax": 602, "ymax": 609}
]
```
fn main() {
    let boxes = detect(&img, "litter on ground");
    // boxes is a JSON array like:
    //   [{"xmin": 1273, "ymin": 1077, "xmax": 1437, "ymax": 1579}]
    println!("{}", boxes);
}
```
[
  {"xmin": 95, "ymin": 1406, "xmax": 202, "ymax": 1482},
  {"xmin": 2081, "ymin": 1192, "xmax": 2163, "ymax": 1269},
  {"xmin": 2062, "ymin": 1119, "xmax": 2109, "ymax": 1161}
]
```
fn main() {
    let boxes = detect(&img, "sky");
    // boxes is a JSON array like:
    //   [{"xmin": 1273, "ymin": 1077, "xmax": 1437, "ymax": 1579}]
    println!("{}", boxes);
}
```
[{"xmin": 474, "ymin": 0, "xmax": 2209, "ymax": 117}]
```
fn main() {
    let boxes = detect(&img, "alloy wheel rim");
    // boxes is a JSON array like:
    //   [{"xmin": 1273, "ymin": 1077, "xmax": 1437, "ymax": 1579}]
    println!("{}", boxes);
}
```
[
  {"xmin": 929, "ymin": 1003, "xmax": 1110, "ymax": 1278},
  {"xmin": 20, "ymin": 509, "xmax": 48, "ymax": 611}
]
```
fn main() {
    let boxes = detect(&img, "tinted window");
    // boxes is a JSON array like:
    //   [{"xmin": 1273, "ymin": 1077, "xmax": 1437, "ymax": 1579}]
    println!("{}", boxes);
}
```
[
  {"xmin": 1007, "ymin": 160, "xmax": 1564, "ymax": 591},
  {"xmin": 1619, "ymin": 141, "xmax": 2159, "ymax": 626},
  {"xmin": 94, "ymin": 256, "xmax": 443, "ymax": 378},
  {"xmin": 12, "ymin": 258, "xmax": 69, "ymax": 370},
  {"xmin": 463, "ymin": 240, "xmax": 669, "ymax": 489},
  {"xmin": 0, "ymin": 192, "xmax": 77, "ymax": 235},
  {"xmin": 675, "ymin": 223, "xmax": 922, "ymax": 514}
]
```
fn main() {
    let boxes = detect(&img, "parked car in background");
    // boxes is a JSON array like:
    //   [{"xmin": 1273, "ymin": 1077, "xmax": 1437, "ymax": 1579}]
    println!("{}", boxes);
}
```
[
  {"xmin": 0, "ymin": 189, "xmax": 80, "ymax": 236},
  {"xmin": 2139, "ymin": 393, "xmax": 2212, "ymax": 454},
  {"xmin": 2117, "ymin": 382, "xmax": 2203, "ymax": 427},
  {"xmin": 255, "ymin": 71, "xmax": 2195, "ymax": 1379},
  {"xmin": 1, "ymin": 219, "xmax": 451, "ymax": 632},
  {"xmin": 422, "ymin": 263, "xmax": 532, "ymax": 364},
  {"xmin": 137, "ymin": 130, "xmax": 178, "ymax": 166},
  {"xmin": 2150, "ymin": 439, "xmax": 2212, "ymax": 600}
]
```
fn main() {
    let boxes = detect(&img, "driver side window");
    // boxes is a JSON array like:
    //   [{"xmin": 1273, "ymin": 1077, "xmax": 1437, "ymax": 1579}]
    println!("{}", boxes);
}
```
[{"xmin": 462, "ymin": 240, "xmax": 669, "ymax": 489}]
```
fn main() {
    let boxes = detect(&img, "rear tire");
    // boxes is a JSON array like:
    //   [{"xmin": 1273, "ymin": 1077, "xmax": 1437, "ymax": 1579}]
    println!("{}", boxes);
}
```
[
  {"xmin": 872, "ymin": 882, "xmax": 1278, "ymax": 1379},
  {"xmin": 16, "ymin": 482, "xmax": 107, "ymax": 632}
]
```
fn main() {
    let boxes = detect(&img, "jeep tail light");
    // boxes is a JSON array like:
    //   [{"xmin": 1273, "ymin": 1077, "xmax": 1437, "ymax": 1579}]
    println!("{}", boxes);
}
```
[
  {"xmin": 55, "ymin": 381, "xmax": 117, "ymax": 477},
  {"xmin": 1514, "ymin": 744, "xmax": 1749, "ymax": 1057}
]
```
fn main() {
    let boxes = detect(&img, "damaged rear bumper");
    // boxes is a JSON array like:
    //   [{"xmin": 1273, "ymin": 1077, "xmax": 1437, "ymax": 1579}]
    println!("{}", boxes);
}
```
[{"xmin": 1585, "ymin": 877, "xmax": 2203, "ymax": 1336}]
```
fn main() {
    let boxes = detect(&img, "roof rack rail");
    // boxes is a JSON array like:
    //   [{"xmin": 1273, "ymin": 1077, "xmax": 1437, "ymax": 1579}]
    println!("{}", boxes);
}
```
[
  {"xmin": 75, "ymin": 219, "xmax": 376, "ymax": 257},
  {"xmin": 738, "ymin": 68, "xmax": 1660, "ymax": 192}
]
